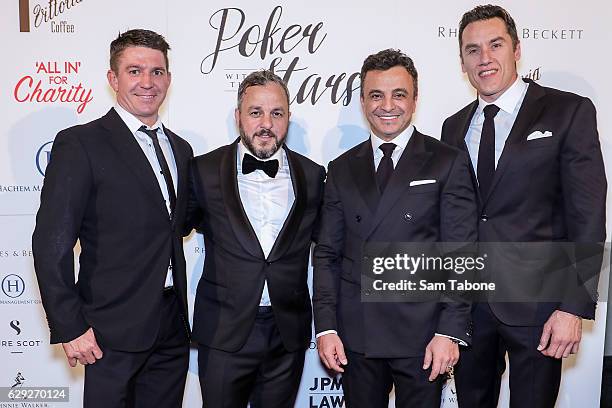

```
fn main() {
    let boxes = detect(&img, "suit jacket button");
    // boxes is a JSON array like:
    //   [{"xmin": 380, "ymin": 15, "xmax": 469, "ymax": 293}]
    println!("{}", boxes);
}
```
[
  {"xmin": 355, "ymin": 215, "xmax": 362, "ymax": 222},
  {"xmin": 363, "ymin": 256, "xmax": 369, "ymax": 262},
  {"xmin": 480, "ymin": 215, "xmax": 488, "ymax": 222},
  {"xmin": 404, "ymin": 213, "xmax": 413, "ymax": 221},
  {"xmin": 266, "ymin": 261, "xmax": 272, "ymax": 265},
  {"xmin": 364, "ymin": 289, "xmax": 372, "ymax": 296}
]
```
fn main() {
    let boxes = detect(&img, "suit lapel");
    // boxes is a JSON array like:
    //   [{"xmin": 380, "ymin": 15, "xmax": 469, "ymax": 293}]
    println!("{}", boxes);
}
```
[
  {"xmin": 101, "ymin": 108, "xmax": 168, "ymax": 218},
  {"xmin": 164, "ymin": 126, "xmax": 188, "ymax": 225},
  {"xmin": 458, "ymin": 101, "xmax": 483, "ymax": 206},
  {"xmin": 484, "ymin": 80, "xmax": 546, "ymax": 204},
  {"xmin": 348, "ymin": 141, "xmax": 379, "ymax": 215},
  {"xmin": 267, "ymin": 146, "xmax": 307, "ymax": 262},
  {"xmin": 368, "ymin": 130, "xmax": 432, "ymax": 237},
  {"xmin": 219, "ymin": 140, "xmax": 265, "ymax": 259}
]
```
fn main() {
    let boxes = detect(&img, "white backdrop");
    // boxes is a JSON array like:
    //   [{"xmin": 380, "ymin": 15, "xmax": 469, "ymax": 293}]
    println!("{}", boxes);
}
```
[{"xmin": 1, "ymin": 1, "xmax": 610, "ymax": 407}]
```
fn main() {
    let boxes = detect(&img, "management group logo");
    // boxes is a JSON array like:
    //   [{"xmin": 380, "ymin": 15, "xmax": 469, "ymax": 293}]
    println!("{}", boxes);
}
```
[
  {"xmin": 0, "ymin": 273, "xmax": 41, "ymax": 305},
  {"xmin": 200, "ymin": 5, "xmax": 360, "ymax": 106},
  {"xmin": 19, "ymin": 0, "xmax": 84, "ymax": 33}
]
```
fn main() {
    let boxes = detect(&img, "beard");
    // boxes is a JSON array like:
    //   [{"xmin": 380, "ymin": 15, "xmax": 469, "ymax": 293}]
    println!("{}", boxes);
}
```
[{"xmin": 239, "ymin": 124, "xmax": 284, "ymax": 160}]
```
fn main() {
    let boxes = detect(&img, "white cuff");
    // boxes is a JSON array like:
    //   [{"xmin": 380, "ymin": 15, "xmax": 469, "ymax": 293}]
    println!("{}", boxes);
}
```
[
  {"xmin": 435, "ymin": 332, "xmax": 468, "ymax": 346},
  {"xmin": 315, "ymin": 330, "xmax": 337, "ymax": 339}
]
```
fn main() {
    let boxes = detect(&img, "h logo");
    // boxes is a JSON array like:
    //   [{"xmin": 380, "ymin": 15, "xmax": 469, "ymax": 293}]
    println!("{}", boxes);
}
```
[
  {"xmin": 1, "ymin": 275, "xmax": 25, "ymax": 298},
  {"xmin": 19, "ymin": 0, "xmax": 30, "ymax": 32}
]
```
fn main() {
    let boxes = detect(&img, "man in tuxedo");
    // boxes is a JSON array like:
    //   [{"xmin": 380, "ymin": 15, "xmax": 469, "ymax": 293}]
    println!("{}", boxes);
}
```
[
  {"xmin": 441, "ymin": 5, "xmax": 607, "ymax": 407},
  {"xmin": 32, "ymin": 29, "xmax": 192, "ymax": 407},
  {"xmin": 187, "ymin": 70, "xmax": 325, "ymax": 407},
  {"xmin": 313, "ymin": 49, "xmax": 478, "ymax": 407}
]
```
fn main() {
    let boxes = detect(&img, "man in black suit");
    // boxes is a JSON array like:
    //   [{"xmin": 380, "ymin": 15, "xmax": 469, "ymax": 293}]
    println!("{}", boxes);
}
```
[
  {"xmin": 32, "ymin": 29, "xmax": 192, "ymax": 407},
  {"xmin": 187, "ymin": 70, "xmax": 325, "ymax": 407},
  {"xmin": 441, "ymin": 5, "xmax": 607, "ymax": 407},
  {"xmin": 313, "ymin": 49, "xmax": 478, "ymax": 407}
]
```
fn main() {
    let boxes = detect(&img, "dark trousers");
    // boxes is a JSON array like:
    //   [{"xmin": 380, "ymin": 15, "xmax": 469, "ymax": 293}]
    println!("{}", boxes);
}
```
[
  {"xmin": 455, "ymin": 303, "xmax": 562, "ymax": 408},
  {"xmin": 83, "ymin": 289, "xmax": 190, "ymax": 408},
  {"xmin": 342, "ymin": 349, "xmax": 443, "ymax": 408},
  {"xmin": 198, "ymin": 307, "xmax": 305, "ymax": 408}
]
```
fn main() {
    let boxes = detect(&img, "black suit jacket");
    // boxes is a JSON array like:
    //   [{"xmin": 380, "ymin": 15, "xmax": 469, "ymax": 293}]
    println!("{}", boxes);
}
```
[
  {"xmin": 313, "ymin": 130, "xmax": 478, "ymax": 358},
  {"xmin": 32, "ymin": 108, "xmax": 193, "ymax": 352},
  {"xmin": 188, "ymin": 140, "xmax": 325, "ymax": 353},
  {"xmin": 441, "ymin": 78, "xmax": 607, "ymax": 324}
]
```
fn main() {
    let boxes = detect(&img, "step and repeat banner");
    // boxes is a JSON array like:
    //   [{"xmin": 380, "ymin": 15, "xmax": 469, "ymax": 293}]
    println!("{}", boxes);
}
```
[{"xmin": 1, "ymin": 0, "xmax": 610, "ymax": 407}]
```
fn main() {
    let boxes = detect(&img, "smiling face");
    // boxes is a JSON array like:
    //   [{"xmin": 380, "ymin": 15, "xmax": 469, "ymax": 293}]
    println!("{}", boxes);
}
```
[
  {"xmin": 360, "ymin": 65, "xmax": 417, "ymax": 141},
  {"xmin": 460, "ymin": 17, "xmax": 521, "ymax": 103},
  {"xmin": 107, "ymin": 46, "xmax": 171, "ymax": 126},
  {"xmin": 236, "ymin": 82, "xmax": 290, "ymax": 159}
]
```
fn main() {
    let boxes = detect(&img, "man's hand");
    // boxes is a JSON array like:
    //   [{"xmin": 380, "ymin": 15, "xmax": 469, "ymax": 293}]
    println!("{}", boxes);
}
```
[
  {"xmin": 317, "ymin": 333, "xmax": 348, "ymax": 373},
  {"xmin": 423, "ymin": 335, "xmax": 459, "ymax": 381},
  {"xmin": 538, "ymin": 310, "xmax": 582, "ymax": 359},
  {"xmin": 61, "ymin": 327, "xmax": 103, "ymax": 367}
]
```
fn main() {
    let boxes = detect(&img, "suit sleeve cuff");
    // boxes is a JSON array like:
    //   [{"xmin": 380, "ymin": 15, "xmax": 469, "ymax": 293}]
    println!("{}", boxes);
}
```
[
  {"xmin": 315, "ymin": 330, "xmax": 337, "ymax": 339},
  {"xmin": 435, "ymin": 332, "xmax": 468, "ymax": 346}
]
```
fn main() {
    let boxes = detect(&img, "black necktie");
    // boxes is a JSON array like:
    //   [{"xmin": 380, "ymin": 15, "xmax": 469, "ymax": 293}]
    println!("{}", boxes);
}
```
[
  {"xmin": 139, "ymin": 126, "xmax": 177, "ymax": 215},
  {"xmin": 376, "ymin": 143, "xmax": 396, "ymax": 193},
  {"xmin": 477, "ymin": 104, "xmax": 500, "ymax": 198},
  {"xmin": 242, "ymin": 154, "xmax": 279, "ymax": 178}
]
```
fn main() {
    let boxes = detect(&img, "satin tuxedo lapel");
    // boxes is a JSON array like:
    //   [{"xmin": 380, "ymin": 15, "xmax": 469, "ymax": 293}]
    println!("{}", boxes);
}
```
[
  {"xmin": 348, "ymin": 141, "xmax": 379, "ymax": 216},
  {"xmin": 219, "ymin": 140, "xmax": 265, "ymax": 259},
  {"xmin": 368, "ymin": 131, "xmax": 432, "ymax": 237},
  {"xmin": 267, "ymin": 145, "xmax": 307, "ymax": 262},
  {"xmin": 100, "ymin": 108, "xmax": 168, "ymax": 218},
  {"xmin": 484, "ymin": 81, "xmax": 547, "ymax": 204}
]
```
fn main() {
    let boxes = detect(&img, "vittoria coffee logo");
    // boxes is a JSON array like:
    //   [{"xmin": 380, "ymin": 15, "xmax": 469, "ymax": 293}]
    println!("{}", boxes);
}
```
[
  {"xmin": 201, "ymin": 6, "xmax": 360, "ymax": 106},
  {"xmin": 19, "ymin": 0, "xmax": 84, "ymax": 33},
  {"xmin": 13, "ymin": 61, "xmax": 93, "ymax": 114}
]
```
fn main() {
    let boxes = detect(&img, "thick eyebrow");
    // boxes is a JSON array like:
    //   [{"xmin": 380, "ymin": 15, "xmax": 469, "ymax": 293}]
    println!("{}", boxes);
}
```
[
  {"xmin": 246, "ymin": 105, "xmax": 286, "ymax": 113},
  {"xmin": 367, "ymin": 88, "xmax": 408, "ymax": 96},
  {"xmin": 463, "ymin": 36, "xmax": 506, "ymax": 51},
  {"xmin": 125, "ymin": 64, "xmax": 166, "ymax": 72}
]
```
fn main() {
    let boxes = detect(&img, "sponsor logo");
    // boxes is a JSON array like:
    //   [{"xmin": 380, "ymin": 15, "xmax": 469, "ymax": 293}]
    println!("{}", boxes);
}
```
[
  {"xmin": 11, "ymin": 373, "xmax": 25, "ymax": 388},
  {"xmin": 307, "ymin": 377, "xmax": 344, "ymax": 408},
  {"xmin": 438, "ymin": 26, "xmax": 584, "ymax": 41},
  {"xmin": 1, "ymin": 275, "xmax": 25, "ymax": 299},
  {"xmin": 522, "ymin": 66, "xmax": 542, "ymax": 81},
  {"xmin": 19, "ymin": 0, "xmax": 84, "ymax": 33},
  {"xmin": 36, "ymin": 141, "xmax": 53, "ymax": 176},
  {"xmin": 200, "ymin": 6, "xmax": 360, "ymax": 106},
  {"xmin": 13, "ymin": 61, "xmax": 93, "ymax": 114},
  {"xmin": 2, "ymin": 320, "xmax": 44, "ymax": 354}
]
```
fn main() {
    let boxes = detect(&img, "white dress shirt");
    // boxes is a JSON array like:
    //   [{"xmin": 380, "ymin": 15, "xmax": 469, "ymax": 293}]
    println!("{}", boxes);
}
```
[
  {"xmin": 371, "ymin": 124, "xmax": 414, "ymax": 170},
  {"xmin": 465, "ymin": 77, "xmax": 529, "ymax": 178},
  {"xmin": 114, "ymin": 104, "xmax": 177, "ymax": 288},
  {"xmin": 236, "ymin": 141, "xmax": 295, "ymax": 306}
]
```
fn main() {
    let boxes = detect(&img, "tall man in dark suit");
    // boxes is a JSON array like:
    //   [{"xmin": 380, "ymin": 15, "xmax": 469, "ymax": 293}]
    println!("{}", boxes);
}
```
[
  {"xmin": 313, "ymin": 49, "xmax": 478, "ymax": 407},
  {"xmin": 32, "ymin": 29, "xmax": 192, "ymax": 407},
  {"xmin": 441, "ymin": 5, "xmax": 607, "ymax": 407},
  {"xmin": 187, "ymin": 70, "xmax": 325, "ymax": 407}
]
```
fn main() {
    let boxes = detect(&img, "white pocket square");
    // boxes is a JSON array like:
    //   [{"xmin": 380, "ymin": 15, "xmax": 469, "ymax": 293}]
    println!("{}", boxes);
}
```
[
  {"xmin": 526, "ymin": 130, "xmax": 553, "ymax": 140},
  {"xmin": 409, "ymin": 179, "xmax": 436, "ymax": 186}
]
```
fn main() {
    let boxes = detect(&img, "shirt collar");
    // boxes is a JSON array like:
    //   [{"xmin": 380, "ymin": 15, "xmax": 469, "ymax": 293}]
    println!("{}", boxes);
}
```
[
  {"xmin": 477, "ymin": 76, "xmax": 528, "ymax": 115},
  {"xmin": 370, "ymin": 124, "xmax": 414, "ymax": 154},
  {"xmin": 114, "ymin": 103, "xmax": 164, "ymax": 136},
  {"xmin": 238, "ymin": 140, "xmax": 285, "ymax": 169}
]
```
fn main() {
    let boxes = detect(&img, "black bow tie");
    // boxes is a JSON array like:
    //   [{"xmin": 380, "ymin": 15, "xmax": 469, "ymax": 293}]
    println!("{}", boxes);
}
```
[{"xmin": 242, "ymin": 154, "xmax": 279, "ymax": 178}]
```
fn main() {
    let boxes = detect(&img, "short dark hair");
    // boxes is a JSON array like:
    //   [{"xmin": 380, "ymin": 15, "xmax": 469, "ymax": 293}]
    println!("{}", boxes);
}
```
[
  {"xmin": 459, "ymin": 4, "xmax": 519, "ymax": 52},
  {"xmin": 110, "ymin": 29, "xmax": 170, "ymax": 72},
  {"xmin": 360, "ymin": 49, "xmax": 418, "ymax": 98},
  {"xmin": 237, "ymin": 70, "xmax": 290, "ymax": 110}
]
